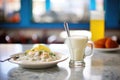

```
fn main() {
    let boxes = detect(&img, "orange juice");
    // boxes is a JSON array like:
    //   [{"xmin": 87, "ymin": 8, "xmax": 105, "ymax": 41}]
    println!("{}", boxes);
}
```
[{"xmin": 90, "ymin": 11, "xmax": 105, "ymax": 41}]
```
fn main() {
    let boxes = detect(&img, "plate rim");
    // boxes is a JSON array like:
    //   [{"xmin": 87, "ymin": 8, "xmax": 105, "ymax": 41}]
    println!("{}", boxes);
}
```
[
  {"xmin": 9, "ymin": 52, "xmax": 68, "ymax": 66},
  {"xmin": 94, "ymin": 45, "xmax": 120, "ymax": 51}
]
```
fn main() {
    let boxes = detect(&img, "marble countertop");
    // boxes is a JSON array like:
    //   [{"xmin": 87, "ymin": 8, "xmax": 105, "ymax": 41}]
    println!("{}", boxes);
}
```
[{"xmin": 0, "ymin": 44, "xmax": 120, "ymax": 80}]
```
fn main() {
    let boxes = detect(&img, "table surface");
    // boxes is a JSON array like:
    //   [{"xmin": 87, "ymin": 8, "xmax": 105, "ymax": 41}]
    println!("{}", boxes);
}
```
[{"xmin": 0, "ymin": 44, "xmax": 120, "ymax": 80}]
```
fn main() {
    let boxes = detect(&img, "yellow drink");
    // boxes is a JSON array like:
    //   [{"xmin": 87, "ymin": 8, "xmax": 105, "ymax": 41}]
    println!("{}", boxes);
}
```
[
  {"xmin": 90, "ymin": 20, "xmax": 105, "ymax": 41},
  {"xmin": 90, "ymin": 11, "xmax": 105, "ymax": 41}
]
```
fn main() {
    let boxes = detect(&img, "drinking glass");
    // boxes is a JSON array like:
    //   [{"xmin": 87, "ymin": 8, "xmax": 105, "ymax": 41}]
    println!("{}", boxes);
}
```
[{"xmin": 65, "ymin": 35, "xmax": 93, "ymax": 67}]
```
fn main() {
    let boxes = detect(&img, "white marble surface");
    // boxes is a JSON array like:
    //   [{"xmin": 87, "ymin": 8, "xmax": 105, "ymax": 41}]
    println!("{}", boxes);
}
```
[{"xmin": 0, "ymin": 44, "xmax": 120, "ymax": 80}]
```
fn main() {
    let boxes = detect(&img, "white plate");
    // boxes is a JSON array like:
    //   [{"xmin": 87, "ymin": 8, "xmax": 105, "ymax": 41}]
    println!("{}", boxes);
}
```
[
  {"xmin": 94, "ymin": 45, "xmax": 120, "ymax": 52},
  {"xmin": 9, "ymin": 52, "xmax": 68, "ymax": 69}
]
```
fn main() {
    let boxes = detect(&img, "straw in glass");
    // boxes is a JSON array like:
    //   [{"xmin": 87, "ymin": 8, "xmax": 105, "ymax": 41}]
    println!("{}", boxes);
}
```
[
  {"xmin": 64, "ymin": 22, "xmax": 70, "ymax": 37},
  {"xmin": 64, "ymin": 22, "xmax": 74, "ymax": 63}
]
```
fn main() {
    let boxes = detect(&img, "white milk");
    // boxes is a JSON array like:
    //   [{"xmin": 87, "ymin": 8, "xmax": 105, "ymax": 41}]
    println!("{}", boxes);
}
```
[{"xmin": 66, "ymin": 36, "xmax": 88, "ymax": 61}]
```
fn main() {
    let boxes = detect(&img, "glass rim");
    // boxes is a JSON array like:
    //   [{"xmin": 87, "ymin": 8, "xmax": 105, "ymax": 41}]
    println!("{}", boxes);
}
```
[{"xmin": 67, "ymin": 35, "xmax": 88, "ymax": 38}]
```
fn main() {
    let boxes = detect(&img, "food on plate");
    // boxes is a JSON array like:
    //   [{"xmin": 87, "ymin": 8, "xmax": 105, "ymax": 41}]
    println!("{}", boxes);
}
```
[
  {"xmin": 94, "ymin": 38, "xmax": 108, "ymax": 48},
  {"xmin": 32, "ymin": 44, "xmax": 51, "ymax": 52},
  {"xmin": 105, "ymin": 38, "xmax": 119, "ymax": 48},
  {"xmin": 15, "ymin": 44, "xmax": 59, "ymax": 62},
  {"xmin": 94, "ymin": 37, "xmax": 119, "ymax": 48}
]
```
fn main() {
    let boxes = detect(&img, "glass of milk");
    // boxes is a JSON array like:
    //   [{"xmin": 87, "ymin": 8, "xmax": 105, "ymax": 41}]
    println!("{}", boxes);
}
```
[{"xmin": 65, "ymin": 35, "xmax": 93, "ymax": 67}]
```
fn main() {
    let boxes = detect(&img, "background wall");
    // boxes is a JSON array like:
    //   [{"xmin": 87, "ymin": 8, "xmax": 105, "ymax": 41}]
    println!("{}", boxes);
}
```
[{"xmin": 0, "ymin": 0, "xmax": 120, "ymax": 29}]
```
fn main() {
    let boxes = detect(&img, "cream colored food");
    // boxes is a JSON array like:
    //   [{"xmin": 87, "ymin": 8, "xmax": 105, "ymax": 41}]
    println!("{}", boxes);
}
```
[{"xmin": 16, "ymin": 44, "xmax": 59, "ymax": 62}]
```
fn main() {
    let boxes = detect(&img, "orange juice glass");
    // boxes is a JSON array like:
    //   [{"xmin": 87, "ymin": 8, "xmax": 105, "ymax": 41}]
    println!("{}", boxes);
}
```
[{"xmin": 90, "ymin": 11, "xmax": 105, "ymax": 41}]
